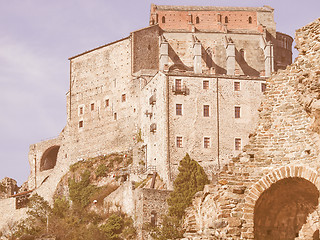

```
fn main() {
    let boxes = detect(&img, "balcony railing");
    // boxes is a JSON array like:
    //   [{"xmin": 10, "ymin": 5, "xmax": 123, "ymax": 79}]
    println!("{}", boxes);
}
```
[{"xmin": 172, "ymin": 85, "xmax": 189, "ymax": 95}]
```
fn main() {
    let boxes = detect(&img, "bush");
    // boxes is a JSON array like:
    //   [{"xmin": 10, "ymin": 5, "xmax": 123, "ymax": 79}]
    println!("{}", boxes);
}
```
[
  {"xmin": 100, "ymin": 214, "xmax": 124, "ymax": 240},
  {"xmin": 68, "ymin": 170, "xmax": 97, "ymax": 208},
  {"xmin": 52, "ymin": 197, "xmax": 70, "ymax": 218},
  {"xmin": 95, "ymin": 164, "xmax": 108, "ymax": 178}
]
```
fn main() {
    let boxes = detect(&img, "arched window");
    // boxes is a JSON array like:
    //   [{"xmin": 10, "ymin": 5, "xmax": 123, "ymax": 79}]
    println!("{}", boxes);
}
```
[
  {"xmin": 151, "ymin": 211, "xmax": 157, "ymax": 226},
  {"xmin": 196, "ymin": 16, "xmax": 200, "ymax": 24},
  {"xmin": 249, "ymin": 16, "xmax": 252, "ymax": 24},
  {"xmin": 225, "ymin": 16, "xmax": 228, "ymax": 23},
  {"xmin": 162, "ymin": 16, "xmax": 165, "ymax": 23}
]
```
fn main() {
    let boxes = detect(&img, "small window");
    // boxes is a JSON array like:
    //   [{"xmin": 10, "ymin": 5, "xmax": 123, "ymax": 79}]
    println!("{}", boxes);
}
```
[
  {"xmin": 204, "ymin": 137, "xmax": 210, "ymax": 148},
  {"xmin": 261, "ymin": 83, "xmax": 266, "ymax": 92},
  {"xmin": 203, "ymin": 80, "xmax": 209, "ymax": 90},
  {"xmin": 249, "ymin": 16, "xmax": 252, "ymax": 24},
  {"xmin": 79, "ymin": 106, "xmax": 83, "ymax": 115},
  {"xmin": 234, "ymin": 82, "xmax": 240, "ymax": 91},
  {"xmin": 235, "ymin": 138, "xmax": 241, "ymax": 150},
  {"xmin": 196, "ymin": 16, "xmax": 200, "ymax": 24},
  {"xmin": 175, "ymin": 79, "xmax": 182, "ymax": 91},
  {"xmin": 235, "ymin": 106, "xmax": 241, "ymax": 118},
  {"xmin": 162, "ymin": 16, "xmax": 165, "ymax": 23},
  {"xmin": 176, "ymin": 104, "xmax": 182, "ymax": 115},
  {"xmin": 218, "ymin": 14, "xmax": 222, "ymax": 23},
  {"xmin": 114, "ymin": 112, "xmax": 117, "ymax": 120},
  {"xmin": 176, "ymin": 136, "xmax": 182, "ymax": 148},
  {"xmin": 91, "ymin": 103, "xmax": 94, "ymax": 111},
  {"xmin": 225, "ymin": 16, "xmax": 228, "ymax": 23},
  {"xmin": 203, "ymin": 105, "xmax": 209, "ymax": 117},
  {"xmin": 122, "ymin": 94, "xmax": 126, "ymax": 102},
  {"xmin": 79, "ymin": 120, "xmax": 83, "ymax": 128},
  {"xmin": 151, "ymin": 211, "xmax": 157, "ymax": 226},
  {"xmin": 105, "ymin": 99, "xmax": 109, "ymax": 107}
]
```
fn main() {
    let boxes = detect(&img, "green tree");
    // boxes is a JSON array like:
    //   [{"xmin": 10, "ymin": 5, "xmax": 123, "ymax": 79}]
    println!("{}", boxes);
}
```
[
  {"xmin": 100, "ymin": 214, "xmax": 124, "ymax": 240},
  {"xmin": 147, "ymin": 153, "xmax": 209, "ymax": 239},
  {"xmin": 68, "ymin": 170, "xmax": 97, "ymax": 208},
  {"xmin": 167, "ymin": 153, "xmax": 209, "ymax": 219}
]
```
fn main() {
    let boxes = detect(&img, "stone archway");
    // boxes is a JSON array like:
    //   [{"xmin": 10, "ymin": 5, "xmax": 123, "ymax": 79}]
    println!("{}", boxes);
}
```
[
  {"xmin": 40, "ymin": 145, "xmax": 60, "ymax": 171},
  {"xmin": 241, "ymin": 165, "xmax": 320, "ymax": 239},
  {"xmin": 254, "ymin": 177, "xmax": 319, "ymax": 239}
]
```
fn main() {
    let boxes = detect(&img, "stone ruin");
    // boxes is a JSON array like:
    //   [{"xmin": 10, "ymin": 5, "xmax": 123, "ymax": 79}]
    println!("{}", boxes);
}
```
[
  {"xmin": 183, "ymin": 18, "xmax": 320, "ymax": 239},
  {"xmin": 0, "ymin": 178, "xmax": 18, "ymax": 199}
]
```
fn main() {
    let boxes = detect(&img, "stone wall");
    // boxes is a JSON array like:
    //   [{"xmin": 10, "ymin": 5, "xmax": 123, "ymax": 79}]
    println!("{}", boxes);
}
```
[
  {"xmin": 183, "ymin": 18, "xmax": 320, "ymax": 240},
  {"xmin": 132, "ymin": 25, "xmax": 160, "ymax": 73},
  {"xmin": 168, "ymin": 73, "xmax": 265, "ymax": 180},
  {"xmin": 135, "ymin": 188, "xmax": 171, "ymax": 239}
]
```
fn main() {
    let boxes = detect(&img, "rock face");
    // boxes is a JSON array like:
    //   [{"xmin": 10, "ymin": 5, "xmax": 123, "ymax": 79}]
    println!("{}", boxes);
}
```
[{"xmin": 184, "ymin": 18, "xmax": 320, "ymax": 240}]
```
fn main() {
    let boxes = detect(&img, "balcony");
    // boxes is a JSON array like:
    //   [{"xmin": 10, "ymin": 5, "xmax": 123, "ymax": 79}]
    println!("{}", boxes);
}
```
[{"xmin": 172, "ymin": 85, "xmax": 189, "ymax": 95}]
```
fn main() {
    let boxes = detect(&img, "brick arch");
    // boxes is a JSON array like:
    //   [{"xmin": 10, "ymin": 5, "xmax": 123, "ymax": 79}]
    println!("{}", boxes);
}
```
[{"xmin": 242, "ymin": 165, "xmax": 320, "ymax": 239}]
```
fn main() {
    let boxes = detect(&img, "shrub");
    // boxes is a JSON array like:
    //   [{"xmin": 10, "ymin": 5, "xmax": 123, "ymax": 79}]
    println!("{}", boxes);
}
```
[
  {"xmin": 100, "ymin": 214, "xmax": 124, "ymax": 240},
  {"xmin": 52, "ymin": 197, "xmax": 70, "ymax": 218},
  {"xmin": 68, "ymin": 170, "xmax": 97, "ymax": 208},
  {"xmin": 95, "ymin": 164, "xmax": 108, "ymax": 178}
]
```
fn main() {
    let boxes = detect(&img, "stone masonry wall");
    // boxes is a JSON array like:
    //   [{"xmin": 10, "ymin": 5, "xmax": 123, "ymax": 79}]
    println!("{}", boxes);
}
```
[
  {"xmin": 132, "ymin": 25, "xmax": 160, "ymax": 73},
  {"xmin": 184, "ymin": 18, "xmax": 320, "ymax": 239}
]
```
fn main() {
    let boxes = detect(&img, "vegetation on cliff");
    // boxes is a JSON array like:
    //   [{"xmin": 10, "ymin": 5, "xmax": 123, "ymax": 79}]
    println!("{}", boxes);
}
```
[
  {"xmin": 7, "ymin": 152, "xmax": 136, "ymax": 240},
  {"xmin": 12, "ymin": 193, "xmax": 136, "ymax": 240}
]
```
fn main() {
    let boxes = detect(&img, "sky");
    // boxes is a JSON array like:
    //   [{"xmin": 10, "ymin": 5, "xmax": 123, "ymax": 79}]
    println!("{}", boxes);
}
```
[{"xmin": 0, "ymin": 0, "xmax": 319, "ymax": 185}]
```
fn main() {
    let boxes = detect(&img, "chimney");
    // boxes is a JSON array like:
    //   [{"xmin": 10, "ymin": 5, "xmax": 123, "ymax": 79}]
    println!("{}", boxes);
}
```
[
  {"xmin": 264, "ymin": 42, "xmax": 274, "ymax": 77},
  {"xmin": 226, "ymin": 38, "xmax": 235, "ymax": 75},
  {"xmin": 193, "ymin": 37, "xmax": 202, "ymax": 74},
  {"xmin": 159, "ymin": 36, "xmax": 168, "ymax": 71}
]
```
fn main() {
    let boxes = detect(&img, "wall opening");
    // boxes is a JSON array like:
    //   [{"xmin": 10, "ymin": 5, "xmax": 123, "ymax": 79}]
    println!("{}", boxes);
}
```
[
  {"xmin": 254, "ymin": 177, "xmax": 319, "ymax": 240},
  {"xmin": 40, "ymin": 145, "xmax": 60, "ymax": 171},
  {"xmin": 151, "ymin": 210, "xmax": 157, "ymax": 226}
]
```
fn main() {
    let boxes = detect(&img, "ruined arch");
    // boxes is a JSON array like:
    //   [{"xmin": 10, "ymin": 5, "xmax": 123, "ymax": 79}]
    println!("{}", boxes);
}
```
[
  {"xmin": 242, "ymin": 166, "xmax": 320, "ymax": 239},
  {"xmin": 40, "ymin": 145, "xmax": 60, "ymax": 171}
]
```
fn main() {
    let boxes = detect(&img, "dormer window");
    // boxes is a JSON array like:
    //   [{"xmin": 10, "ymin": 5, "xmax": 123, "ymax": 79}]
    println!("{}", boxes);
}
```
[{"xmin": 162, "ymin": 16, "xmax": 165, "ymax": 23}]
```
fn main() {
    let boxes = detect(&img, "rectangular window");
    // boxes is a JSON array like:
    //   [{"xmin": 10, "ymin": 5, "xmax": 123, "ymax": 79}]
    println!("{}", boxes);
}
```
[
  {"xmin": 203, "ymin": 80, "xmax": 209, "ymax": 90},
  {"xmin": 235, "ymin": 106, "xmax": 241, "ymax": 118},
  {"xmin": 176, "ymin": 104, "xmax": 182, "ymax": 115},
  {"xmin": 79, "ymin": 106, "xmax": 83, "ymax": 115},
  {"xmin": 235, "ymin": 138, "xmax": 241, "ymax": 150},
  {"xmin": 122, "ymin": 94, "xmax": 126, "ymax": 102},
  {"xmin": 79, "ymin": 120, "xmax": 83, "ymax": 128},
  {"xmin": 203, "ymin": 105, "xmax": 209, "ymax": 117},
  {"xmin": 91, "ymin": 103, "xmax": 94, "ymax": 111},
  {"xmin": 261, "ymin": 83, "xmax": 266, "ymax": 92},
  {"xmin": 176, "ymin": 136, "xmax": 182, "ymax": 148},
  {"xmin": 105, "ymin": 99, "xmax": 109, "ymax": 107},
  {"xmin": 234, "ymin": 82, "xmax": 240, "ymax": 91},
  {"xmin": 204, "ymin": 137, "xmax": 210, "ymax": 148},
  {"xmin": 175, "ymin": 79, "xmax": 182, "ymax": 91}
]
